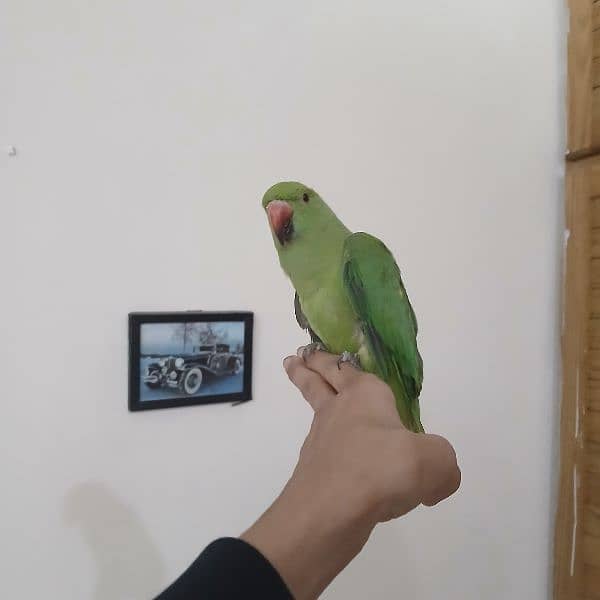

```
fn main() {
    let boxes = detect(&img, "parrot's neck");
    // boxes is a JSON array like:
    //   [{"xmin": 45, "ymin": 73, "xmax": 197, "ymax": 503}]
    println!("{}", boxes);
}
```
[{"xmin": 278, "ymin": 213, "xmax": 350, "ymax": 299}]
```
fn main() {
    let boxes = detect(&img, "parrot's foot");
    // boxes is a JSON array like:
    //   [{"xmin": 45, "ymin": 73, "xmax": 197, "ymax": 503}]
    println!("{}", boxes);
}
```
[
  {"xmin": 337, "ymin": 351, "xmax": 361, "ymax": 370},
  {"xmin": 300, "ymin": 342, "xmax": 326, "ymax": 361}
]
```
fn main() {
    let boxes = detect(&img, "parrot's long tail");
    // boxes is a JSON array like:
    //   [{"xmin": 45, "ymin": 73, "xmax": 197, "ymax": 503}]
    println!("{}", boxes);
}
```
[{"xmin": 388, "ymin": 374, "xmax": 424, "ymax": 434}]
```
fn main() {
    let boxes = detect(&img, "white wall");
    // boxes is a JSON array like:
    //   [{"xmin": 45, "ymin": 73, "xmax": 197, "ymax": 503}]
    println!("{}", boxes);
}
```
[{"xmin": 1, "ymin": 2, "xmax": 564, "ymax": 598}]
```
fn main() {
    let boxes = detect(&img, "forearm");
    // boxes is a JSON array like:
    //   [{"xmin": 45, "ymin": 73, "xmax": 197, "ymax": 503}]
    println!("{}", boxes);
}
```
[
  {"xmin": 241, "ymin": 477, "xmax": 376, "ymax": 600},
  {"xmin": 158, "ymin": 348, "xmax": 459, "ymax": 600}
]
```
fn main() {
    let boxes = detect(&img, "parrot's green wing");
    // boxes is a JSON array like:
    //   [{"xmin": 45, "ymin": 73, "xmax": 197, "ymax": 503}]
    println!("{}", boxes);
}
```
[{"xmin": 342, "ymin": 232, "xmax": 423, "ymax": 431}]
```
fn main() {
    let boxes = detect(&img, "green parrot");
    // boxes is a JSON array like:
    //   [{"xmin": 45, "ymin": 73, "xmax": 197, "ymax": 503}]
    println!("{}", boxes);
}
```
[{"xmin": 262, "ymin": 181, "xmax": 424, "ymax": 433}]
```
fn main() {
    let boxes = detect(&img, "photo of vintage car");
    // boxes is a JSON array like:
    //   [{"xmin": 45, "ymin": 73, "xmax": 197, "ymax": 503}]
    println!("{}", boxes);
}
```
[
  {"xmin": 143, "ymin": 344, "xmax": 242, "ymax": 396},
  {"xmin": 129, "ymin": 312, "xmax": 253, "ymax": 411}
]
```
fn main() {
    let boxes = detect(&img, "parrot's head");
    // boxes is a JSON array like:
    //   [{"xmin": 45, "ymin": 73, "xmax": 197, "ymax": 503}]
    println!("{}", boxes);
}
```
[{"xmin": 262, "ymin": 181, "xmax": 331, "ymax": 248}]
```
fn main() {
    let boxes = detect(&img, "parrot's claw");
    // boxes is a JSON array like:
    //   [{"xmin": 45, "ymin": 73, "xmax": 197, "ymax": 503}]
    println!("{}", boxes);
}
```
[
  {"xmin": 337, "ymin": 351, "xmax": 361, "ymax": 371},
  {"xmin": 300, "ymin": 342, "xmax": 326, "ymax": 361}
]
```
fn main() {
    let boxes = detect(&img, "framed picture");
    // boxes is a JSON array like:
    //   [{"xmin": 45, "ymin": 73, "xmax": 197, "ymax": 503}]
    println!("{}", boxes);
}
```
[{"xmin": 128, "ymin": 311, "xmax": 253, "ymax": 411}]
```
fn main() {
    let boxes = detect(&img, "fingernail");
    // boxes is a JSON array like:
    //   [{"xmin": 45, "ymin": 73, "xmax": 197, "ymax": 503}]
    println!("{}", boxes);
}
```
[
  {"xmin": 283, "ymin": 356, "xmax": 293, "ymax": 369},
  {"xmin": 296, "ymin": 346, "xmax": 306, "ymax": 358}
]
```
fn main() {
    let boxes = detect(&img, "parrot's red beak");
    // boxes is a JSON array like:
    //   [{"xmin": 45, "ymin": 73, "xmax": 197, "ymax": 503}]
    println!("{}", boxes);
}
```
[{"xmin": 266, "ymin": 200, "xmax": 294, "ymax": 245}]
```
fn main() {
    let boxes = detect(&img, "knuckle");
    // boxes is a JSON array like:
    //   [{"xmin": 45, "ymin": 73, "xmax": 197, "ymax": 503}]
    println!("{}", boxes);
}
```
[
  {"xmin": 450, "ymin": 464, "xmax": 462, "ymax": 494},
  {"xmin": 439, "ymin": 440, "xmax": 461, "ymax": 493},
  {"xmin": 432, "ymin": 435, "xmax": 460, "ymax": 469}
]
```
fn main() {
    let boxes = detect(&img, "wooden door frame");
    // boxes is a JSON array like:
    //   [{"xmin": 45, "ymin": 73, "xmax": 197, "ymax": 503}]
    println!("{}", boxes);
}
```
[{"xmin": 554, "ymin": 160, "xmax": 590, "ymax": 599}]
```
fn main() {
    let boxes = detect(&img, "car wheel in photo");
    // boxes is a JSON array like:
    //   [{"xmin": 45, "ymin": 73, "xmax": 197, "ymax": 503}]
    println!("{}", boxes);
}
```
[
  {"xmin": 230, "ymin": 358, "xmax": 241, "ymax": 375},
  {"xmin": 144, "ymin": 371, "xmax": 162, "ymax": 389},
  {"xmin": 180, "ymin": 367, "xmax": 203, "ymax": 395}
]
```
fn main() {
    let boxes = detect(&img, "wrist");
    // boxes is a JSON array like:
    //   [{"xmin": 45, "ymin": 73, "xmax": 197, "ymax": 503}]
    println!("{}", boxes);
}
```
[{"xmin": 241, "ymin": 476, "xmax": 376, "ymax": 599}]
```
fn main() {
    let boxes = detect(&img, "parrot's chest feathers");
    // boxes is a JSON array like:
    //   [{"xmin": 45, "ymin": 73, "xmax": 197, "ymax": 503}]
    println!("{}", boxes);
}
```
[
  {"xmin": 279, "ymin": 225, "xmax": 358, "ymax": 354},
  {"xmin": 298, "ymin": 281, "xmax": 360, "ymax": 356}
]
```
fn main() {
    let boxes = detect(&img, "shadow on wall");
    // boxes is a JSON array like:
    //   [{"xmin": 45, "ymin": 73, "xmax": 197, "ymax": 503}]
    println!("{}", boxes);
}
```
[{"xmin": 64, "ymin": 482, "xmax": 166, "ymax": 600}]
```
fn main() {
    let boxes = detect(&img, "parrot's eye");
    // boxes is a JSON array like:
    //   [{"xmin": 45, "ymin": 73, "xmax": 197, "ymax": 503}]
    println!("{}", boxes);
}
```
[{"xmin": 303, "ymin": 193, "xmax": 309, "ymax": 203}]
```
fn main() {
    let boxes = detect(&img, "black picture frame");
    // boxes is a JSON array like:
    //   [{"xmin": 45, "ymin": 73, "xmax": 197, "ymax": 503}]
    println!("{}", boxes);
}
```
[{"xmin": 128, "ymin": 311, "xmax": 253, "ymax": 412}]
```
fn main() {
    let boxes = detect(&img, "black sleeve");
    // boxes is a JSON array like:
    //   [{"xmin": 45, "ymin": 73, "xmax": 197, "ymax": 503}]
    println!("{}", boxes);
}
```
[{"xmin": 155, "ymin": 537, "xmax": 293, "ymax": 600}]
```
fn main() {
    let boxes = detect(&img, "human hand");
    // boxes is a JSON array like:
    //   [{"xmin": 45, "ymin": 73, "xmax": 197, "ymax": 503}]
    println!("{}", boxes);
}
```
[
  {"xmin": 241, "ymin": 348, "xmax": 460, "ymax": 599},
  {"xmin": 283, "ymin": 348, "xmax": 461, "ymax": 525}
]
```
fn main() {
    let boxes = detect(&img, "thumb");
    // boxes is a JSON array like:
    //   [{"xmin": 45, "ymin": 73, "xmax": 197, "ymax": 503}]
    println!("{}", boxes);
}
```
[{"xmin": 283, "ymin": 356, "xmax": 336, "ymax": 412}]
